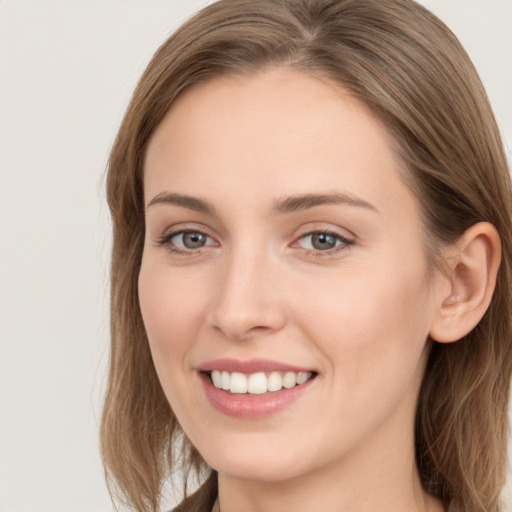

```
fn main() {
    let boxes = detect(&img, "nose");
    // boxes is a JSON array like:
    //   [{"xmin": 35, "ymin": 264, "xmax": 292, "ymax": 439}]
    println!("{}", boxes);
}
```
[{"xmin": 208, "ymin": 245, "xmax": 287, "ymax": 341}]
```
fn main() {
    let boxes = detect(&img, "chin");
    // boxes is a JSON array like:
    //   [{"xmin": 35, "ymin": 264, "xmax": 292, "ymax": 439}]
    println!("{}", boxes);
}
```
[
  {"xmin": 212, "ymin": 459, "xmax": 305, "ymax": 484},
  {"xmin": 198, "ymin": 435, "xmax": 316, "ymax": 484}
]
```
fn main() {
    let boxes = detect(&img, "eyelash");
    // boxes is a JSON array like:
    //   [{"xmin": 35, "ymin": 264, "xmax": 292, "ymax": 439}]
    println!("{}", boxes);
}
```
[
  {"xmin": 296, "ymin": 230, "xmax": 354, "ymax": 257},
  {"xmin": 157, "ymin": 229, "xmax": 215, "ymax": 255},
  {"xmin": 156, "ymin": 229, "xmax": 354, "ymax": 257}
]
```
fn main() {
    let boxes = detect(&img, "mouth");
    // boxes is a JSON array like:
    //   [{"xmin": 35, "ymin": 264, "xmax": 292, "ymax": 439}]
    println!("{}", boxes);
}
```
[
  {"xmin": 206, "ymin": 370, "xmax": 316, "ymax": 395},
  {"xmin": 198, "ymin": 359, "xmax": 318, "ymax": 418}
]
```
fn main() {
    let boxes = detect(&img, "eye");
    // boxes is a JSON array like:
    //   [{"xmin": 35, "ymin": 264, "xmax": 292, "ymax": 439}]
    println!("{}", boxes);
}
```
[
  {"xmin": 159, "ymin": 230, "xmax": 216, "ymax": 252},
  {"xmin": 296, "ymin": 231, "xmax": 353, "ymax": 252},
  {"xmin": 174, "ymin": 231, "xmax": 210, "ymax": 249}
]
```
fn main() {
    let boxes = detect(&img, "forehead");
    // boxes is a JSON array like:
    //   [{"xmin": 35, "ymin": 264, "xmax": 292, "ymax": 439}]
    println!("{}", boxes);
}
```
[{"xmin": 144, "ymin": 67, "xmax": 418, "ymax": 223}]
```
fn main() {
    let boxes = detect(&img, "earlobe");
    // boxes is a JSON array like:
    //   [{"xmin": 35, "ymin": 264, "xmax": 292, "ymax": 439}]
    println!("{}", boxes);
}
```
[{"xmin": 429, "ymin": 222, "xmax": 501, "ymax": 344}]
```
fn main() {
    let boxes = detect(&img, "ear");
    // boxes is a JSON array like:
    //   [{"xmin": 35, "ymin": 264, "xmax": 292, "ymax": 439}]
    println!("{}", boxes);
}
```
[{"xmin": 429, "ymin": 222, "xmax": 501, "ymax": 343}]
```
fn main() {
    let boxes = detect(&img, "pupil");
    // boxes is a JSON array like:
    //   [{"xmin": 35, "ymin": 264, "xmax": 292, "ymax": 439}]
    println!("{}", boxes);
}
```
[
  {"xmin": 312, "ymin": 233, "xmax": 335, "ymax": 250},
  {"xmin": 183, "ymin": 232, "xmax": 206, "ymax": 248}
]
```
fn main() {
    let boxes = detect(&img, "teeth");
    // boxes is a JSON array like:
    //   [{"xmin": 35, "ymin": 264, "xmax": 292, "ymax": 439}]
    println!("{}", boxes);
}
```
[
  {"xmin": 267, "ymin": 371, "xmax": 282, "ymax": 392},
  {"xmin": 230, "ymin": 372, "xmax": 248, "ymax": 393},
  {"xmin": 210, "ymin": 370, "xmax": 313, "ymax": 394},
  {"xmin": 211, "ymin": 370, "xmax": 223, "ymax": 388},
  {"xmin": 297, "ymin": 371, "xmax": 309, "ymax": 385},
  {"xmin": 248, "ymin": 372, "xmax": 267, "ymax": 394},
  {"xmin": 282, "ymin": 372, "xmax": 297, "ymax": 389},
  {"xmin": 221, "ymin": 371, "xmax": 230, "ymax": 390}
]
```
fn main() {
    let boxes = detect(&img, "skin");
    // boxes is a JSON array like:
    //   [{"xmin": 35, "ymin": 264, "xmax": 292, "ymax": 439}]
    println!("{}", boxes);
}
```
[{"xmin": 139, "ymin": 67, "xmax": 448, "ymax": 512}]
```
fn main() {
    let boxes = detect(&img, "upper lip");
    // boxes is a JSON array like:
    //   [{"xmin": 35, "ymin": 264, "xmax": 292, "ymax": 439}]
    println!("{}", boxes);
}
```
[{"xmin": 198, "ymin": 358, "xmax": 315, "ymax": 374}]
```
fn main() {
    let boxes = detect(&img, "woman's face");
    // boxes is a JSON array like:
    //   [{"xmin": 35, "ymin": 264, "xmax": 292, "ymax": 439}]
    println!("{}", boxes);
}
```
[{"xmin": 139, "ymin": 68, "xmax": 445, "ymax": 484}]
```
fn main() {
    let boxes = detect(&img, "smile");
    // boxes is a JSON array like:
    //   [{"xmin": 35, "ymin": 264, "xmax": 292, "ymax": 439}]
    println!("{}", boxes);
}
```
[
  {"xmin": 209, "ymin": 370, "xmax": 314, "ymax": 394},
  {"xmin": 199, "ymin": 359, "xmax": 318, "ymax": 418}
]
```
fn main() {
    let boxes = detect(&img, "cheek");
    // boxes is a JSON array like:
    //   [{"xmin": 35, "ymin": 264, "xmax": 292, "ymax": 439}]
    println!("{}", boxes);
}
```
[
  {"xmin": 138, "ymin": 258, "xmax": 209, "ymax": 374},
  {"xmin": 294, "ymin": 260, "xmax": 432, "ymax": 382},
  {"xmin": 290, "ymin": 265, "xmax": 433, "ymax": 448},
  {"xmin": 138, "ymin": 258, "xmax": 213, "ymax": 426}
]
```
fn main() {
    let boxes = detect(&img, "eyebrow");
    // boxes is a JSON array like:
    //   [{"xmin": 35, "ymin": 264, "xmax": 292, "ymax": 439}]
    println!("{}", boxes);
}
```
[
  {"xmin": 146, "ymin": 192, "xmax": 216, "ymax": 214},
  {"xmin": 146, "ymin": 191, "xmax": 377, "ymax": 215},
  {"xmin": 272, "ymin": 193, "xmax": 378, "ymax": 214}
]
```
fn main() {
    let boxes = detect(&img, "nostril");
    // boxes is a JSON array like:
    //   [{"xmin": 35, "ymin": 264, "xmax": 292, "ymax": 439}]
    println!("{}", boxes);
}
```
[
  {"xmin": 207, "ymin": 281, "xmax": 287, "ymax": 340},
  {"xmin": 249, "ymin": 325, "xmax": 273, "ymax": 334},
  {"xmin": 211, "ymin": 320, "xmax": 279, "ymax": 341}
]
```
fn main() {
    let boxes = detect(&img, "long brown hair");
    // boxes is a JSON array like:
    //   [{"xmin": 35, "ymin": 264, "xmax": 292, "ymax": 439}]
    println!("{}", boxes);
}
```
[{"xmin": 101, "ymin": 1, "xmax": 512, "ymax": 511}]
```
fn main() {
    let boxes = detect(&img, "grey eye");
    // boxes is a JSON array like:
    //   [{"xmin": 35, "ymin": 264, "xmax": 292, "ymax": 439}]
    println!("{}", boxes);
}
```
[
  {"xmin": 311, "ymin": 233, "xmax": 338, "ymax": 250},
  {"xmin": 173, "ymin": 231, "xmax": 210, "ymax": 249},
  {"xmin": 296, "ymin": 231, "xmax": 352, "ymax": 252},
  {"xmin": 306, "ymin": 233, "xmax": 339, "ymax": 250}
]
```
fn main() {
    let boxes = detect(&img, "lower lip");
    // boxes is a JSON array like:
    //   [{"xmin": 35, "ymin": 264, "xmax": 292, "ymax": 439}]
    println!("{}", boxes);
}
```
[{"xmin": 200, "ymin": 373, "xmax": 315, "ymax": 419}]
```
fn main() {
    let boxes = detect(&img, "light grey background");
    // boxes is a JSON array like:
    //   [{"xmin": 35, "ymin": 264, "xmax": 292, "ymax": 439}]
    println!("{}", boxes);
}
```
[{"xmin": 0, "ymin": 1, "xmax": 510, "ymax": 511}]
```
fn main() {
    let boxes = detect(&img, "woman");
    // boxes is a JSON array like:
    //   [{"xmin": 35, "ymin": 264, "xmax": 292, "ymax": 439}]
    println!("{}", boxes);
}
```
[{"xmin": 100, "ymin": 1, "xmax": 512, "ymax": 511}]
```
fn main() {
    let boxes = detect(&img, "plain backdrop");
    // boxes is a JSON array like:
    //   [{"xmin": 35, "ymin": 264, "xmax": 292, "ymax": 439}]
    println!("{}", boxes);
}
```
[{"xmin": 0, "ymin": 1, "xmax": 511, "ymax": 511}]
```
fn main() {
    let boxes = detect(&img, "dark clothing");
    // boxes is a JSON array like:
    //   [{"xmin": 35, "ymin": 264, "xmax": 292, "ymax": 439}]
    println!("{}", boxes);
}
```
[{"xmin": 170, "ymin": 473, "xmax": 217, "ymax": 512}]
